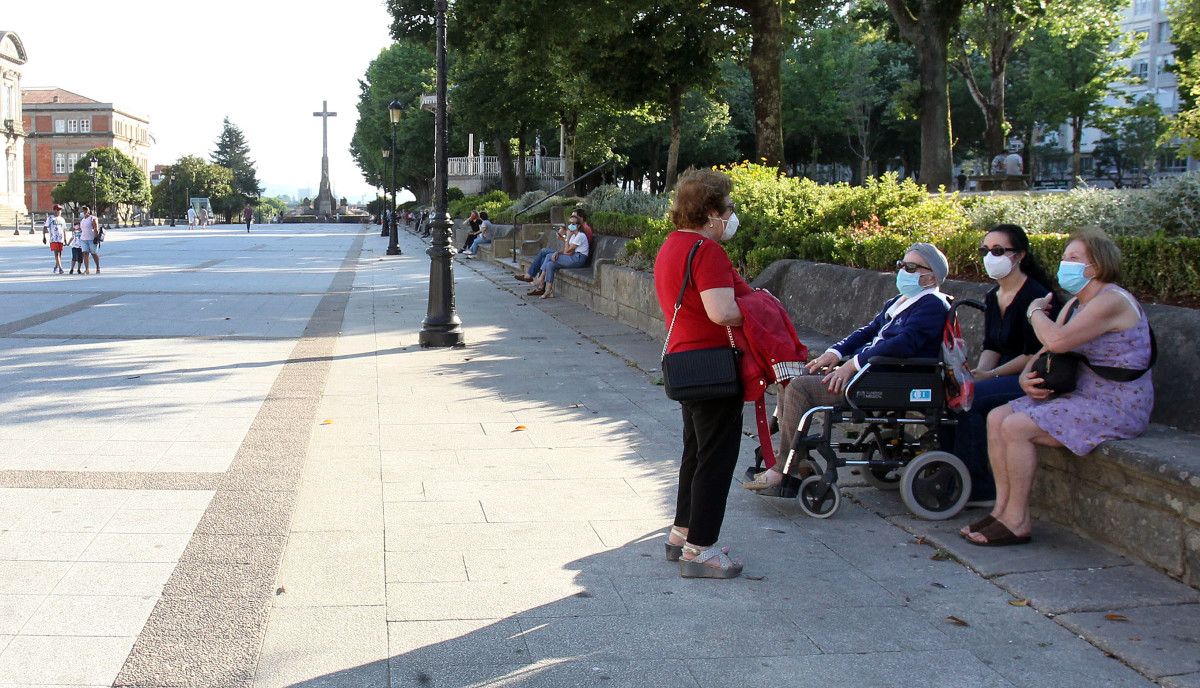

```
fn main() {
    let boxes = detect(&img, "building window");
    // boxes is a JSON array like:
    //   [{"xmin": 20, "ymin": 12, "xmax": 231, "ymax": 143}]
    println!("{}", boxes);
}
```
[
  {"xmin": 1134, "ymin": 0, "xmax": 1152, "ymax": 15},
  {"xmin": 1132, "ymin": 60, "xmax": 1150, "ymax": 80},
  {"xmin": 79, "ymin": 118, "xmax": 91, "ymax": 133},
  {"xmin": 66, "ymin": 119, "xmax": 78, "ymax": 133},
  {"xmin": 1157, "ymin": 56, "xmax": 1174, "ymax": 75},
  {"xmin": 1157, "ymin": 22, "xmax": 1172, "ymax": 44},
  {"xmin": 54, "ymin": 119, "xmax": 65, "ymax": 133},
  {"xmin": 54, "ymin": 153, "xmax": 67, "ymax": 174},
  {"xmin": 67, "ymin": 153, "xmax": 79, "ymax": 170}
]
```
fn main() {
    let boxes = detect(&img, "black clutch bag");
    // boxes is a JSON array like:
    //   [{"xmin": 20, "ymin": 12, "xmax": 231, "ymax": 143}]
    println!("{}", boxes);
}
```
[
  {"xmin": 660, "ymin": 239, "xmax": 743, "ymax": 402},
  {"xmin": 1032, "ymin": 351, "xmax": 1084, "ymax": 395}
]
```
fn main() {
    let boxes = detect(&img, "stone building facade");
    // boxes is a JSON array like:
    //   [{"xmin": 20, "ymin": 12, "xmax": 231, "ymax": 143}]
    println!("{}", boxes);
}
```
[
  {"xmin": 0, "ymin": 31, "xmax": 28, "ymax": 219},
  {"xmin": 22, "ymin": 87, "xmax": 151, "ymax": 213}
]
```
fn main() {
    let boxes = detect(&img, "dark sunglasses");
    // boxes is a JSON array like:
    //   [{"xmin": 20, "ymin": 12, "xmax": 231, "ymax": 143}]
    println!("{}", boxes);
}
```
[
  {"xmin": 977, "ymin": 246, "xmax": 1017, "ymax": 257},
  {"xmin": 896, "ymin": 260, "xmax": 931, "ymax": 273}
]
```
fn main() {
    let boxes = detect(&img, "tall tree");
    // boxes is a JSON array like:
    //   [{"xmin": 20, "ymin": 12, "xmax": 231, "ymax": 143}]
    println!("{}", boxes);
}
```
[
  {"xmin": 881, "ymin": 0, "xmax": 969, "ymax": 190},
  {"xmin": 150, "ymin": 155, "xmax": 233, "ymax": 218},
  {"xmin": 1166, "ymin": 0, "xmax": 1200, "ymax": 155},
  {"xmin": 1092, "ymin": 96, "xmax": 1168, "ymax": 188},
  {"xmin": 953, "ymin": 0, "xmax": 1046, "ymax": 159},
  {"xmin": 1024, "ymin": 0, "xmax": 1134, "ymax": 185},
  {"xmin": 52, "ymin": 147, "xmax": 150, "ymax": 221},
  {"xmin": 210, "ymin": 117, "xmax": 263, "ymax": 221}
]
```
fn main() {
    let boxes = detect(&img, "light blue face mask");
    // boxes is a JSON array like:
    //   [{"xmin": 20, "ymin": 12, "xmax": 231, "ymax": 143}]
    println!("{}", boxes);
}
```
[
  {"xmin": 896, "ymin": 269, "xmax": 924, "ymax": 297},
  {"xmin": 1057, "ymin": 261, "xmax": 1092, "ymax": 295},
  {"xmin": 568, "ymin": 224, "xmax": 578, "ymax": 232}
]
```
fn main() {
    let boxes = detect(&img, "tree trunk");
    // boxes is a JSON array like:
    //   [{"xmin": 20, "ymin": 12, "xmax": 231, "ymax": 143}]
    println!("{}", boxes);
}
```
[
  {"xmin": 666, "ymin": 84, "xmax": 683, "ymax": 191},
  {"xmin": 745, "ymin": 0, "xmax": 785, "ymax": 167},
  {"xmin": 560, "ymin": 110, "xmax": 578, "ymax": 187},
  {"xmin": 1070, "ymin": 115, "xmax": 1083, "ymax": 187},
  {"xmin": 516, "ymin": 124, "xmax": 527, "ymax": 196},
  {"xmin": 884, "ymin": 0, "xmax": 963, "ymax": 191},
  {"xmin": 916, "ymin": 37, "xmax": 953, "ymax": 190},
  {"xmin": 495, "ymin": 137, "xmax": 518, "ymax": 196},
  {"xmin": 985, "ymin": 64, "xmax": 1007, "ymax": 157}
]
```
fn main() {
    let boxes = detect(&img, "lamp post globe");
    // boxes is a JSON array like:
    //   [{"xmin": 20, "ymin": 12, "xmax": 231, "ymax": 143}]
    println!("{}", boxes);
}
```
[
  {"xmin": 386, "ymin": 99, "xmax": 403, "ymax": 256},
  {"xmin": 380, "ymin": 147, "xmax": 391, "ymax": 237},
  {"xmin": 418, "ymin": 0, "xmax": 464, "ymax": 347}
]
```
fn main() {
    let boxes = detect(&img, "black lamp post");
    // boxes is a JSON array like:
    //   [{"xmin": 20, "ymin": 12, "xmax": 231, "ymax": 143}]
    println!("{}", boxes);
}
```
[
  {"xmin": 380, "ymin": 147, "xmax": 391, "ymax": 237},
  {"xmin": 419, "ymin": 0, "xmax": 464, "ymax": 347},
  {"xmin": 88, "ymin": 157, "xmax": 98, "ymax": 219},
  {"xmin": 387, "ymin": 99, "xmax": 403, "ymax": 256}
]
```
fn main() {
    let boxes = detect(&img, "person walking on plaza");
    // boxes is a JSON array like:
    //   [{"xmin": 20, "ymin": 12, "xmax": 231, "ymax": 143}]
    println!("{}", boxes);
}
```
[
  {"xmin": 67, "ymin": 221, "xmax": 83, "ymax": 275},
  {"xmin": 44, "ymin": 205, "xmax": 67, "ymax": 274},
  {"xmin": 243, "ymin": 203, "xmax": 254, "ymax": 233},
  {"xmin": 654, "ymin": 168, "xmax": 747, "ymax": 579},
  {"xmin": 187, "ymin": 204, "xmax": 197, "ymax": 230},
  {"xmin": 199, "ymin": 205, "xmax": 210, "ymax": 228},
  {"xmin": 77, "ymin": 206, "xmax": 102, "ymax": 274}
]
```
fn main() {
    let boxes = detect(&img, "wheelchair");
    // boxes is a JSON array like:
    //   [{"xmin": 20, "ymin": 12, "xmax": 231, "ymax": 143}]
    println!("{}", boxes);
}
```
[{"xmin": 751, "ymin": 299, "xmax": 985, "ymax": 521}]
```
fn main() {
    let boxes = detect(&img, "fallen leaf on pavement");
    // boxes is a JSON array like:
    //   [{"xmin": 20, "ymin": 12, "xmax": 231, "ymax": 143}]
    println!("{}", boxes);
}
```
[
  {"xmin": 514, "ymin": 425, "xmax": 527, "ymax": 431},
  {"xmin": 320, "ymin": 419, "xmax": 334, "ymax": 425},
  {"xmin": 1104, "ymin": 613, "xmax": 1130, "ymax": 622},
  {"xmin": 946, "ymin": 615, "xmax": 970, "ymax": 627},
  {"xmin": 1009, "ymin": 599, "xmax": 1029, "ymax": 607},
  {"xmin": 931, "ymin": 582, "xmax": 947, "ymax": 589}
]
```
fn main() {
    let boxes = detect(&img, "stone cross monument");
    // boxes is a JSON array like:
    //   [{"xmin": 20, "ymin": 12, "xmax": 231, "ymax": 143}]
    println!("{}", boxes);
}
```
[{"xmin": 312, "ymin": 100, "xmax": 337, "ymax": 218}]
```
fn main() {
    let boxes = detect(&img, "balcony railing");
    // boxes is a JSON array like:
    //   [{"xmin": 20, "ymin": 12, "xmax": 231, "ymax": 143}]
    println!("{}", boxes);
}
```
[{"xmin": 448, "ymin": 155, "xmax": 564, "ymax": 179}]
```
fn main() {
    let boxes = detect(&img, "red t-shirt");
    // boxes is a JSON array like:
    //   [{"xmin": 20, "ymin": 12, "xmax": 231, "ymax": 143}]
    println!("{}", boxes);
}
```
[{"xmin": 655, "ymin": 231, "xmax": 751, "ymax": 354}]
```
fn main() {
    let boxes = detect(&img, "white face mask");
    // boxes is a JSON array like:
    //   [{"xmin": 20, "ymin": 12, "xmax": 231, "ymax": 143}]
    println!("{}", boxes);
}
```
[
  {"xmin": 983, "ymin": 252, "xmax": 1014, "ymax": 280},
  {"xmin": 716, "ymin": 212, "xmax": 739, "ymax": 241}
]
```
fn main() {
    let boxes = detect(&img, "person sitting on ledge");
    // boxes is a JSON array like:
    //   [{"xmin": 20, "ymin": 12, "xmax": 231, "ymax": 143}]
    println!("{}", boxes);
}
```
[
  {"xmin": 744, "ymin": 243, "xmax": 952, "ymax": 494},
  {"xmin": 461, "ymin": 211, "xmax": 493, "ymax": 258},
  {"xmin": 965, "ymin": 228, "xmax": 1154, "ymax": 547},
  {"xmin": 524, "ymin": 219, "xmax": 590, "ymax": 299}
]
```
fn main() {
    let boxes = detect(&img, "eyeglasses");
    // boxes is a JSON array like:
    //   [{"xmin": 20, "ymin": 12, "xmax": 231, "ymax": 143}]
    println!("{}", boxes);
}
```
[
  {"xmin": 977, "ymin": 246, "xmax": 1017, "ymax": 257},
  {"xmin": 896, "ymin": 260, "xmax": 931, "ymax": 273},
  {"xmin": 725, "ymin": 203, "xmax": 737, "ymax": 212}
]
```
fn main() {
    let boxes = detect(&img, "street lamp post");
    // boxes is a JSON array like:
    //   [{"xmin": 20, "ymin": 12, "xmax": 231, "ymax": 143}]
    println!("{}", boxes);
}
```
[
  {"xmin": 88, "ymin": 157, "xmax": 98, "ymax": 220},
  {"xmin": 387, "ymin": 99, "xmax": 403, "ymax": 256},
  {"xmin": 380, "ymin": 147, "xmax": 391, "ymax": 237},
  {"xmin": 419, "ymin": 0, "xmax": 464, "ymax": 347}
]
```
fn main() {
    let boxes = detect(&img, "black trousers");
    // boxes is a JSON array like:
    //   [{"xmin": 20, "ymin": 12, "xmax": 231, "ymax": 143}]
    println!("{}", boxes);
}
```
[{"xmin": 675, "ymin": 394, "xmax": 744, "ymax": 547}]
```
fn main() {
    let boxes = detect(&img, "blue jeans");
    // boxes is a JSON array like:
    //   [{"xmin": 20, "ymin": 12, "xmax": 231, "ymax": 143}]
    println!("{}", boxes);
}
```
[
  {"xmin": 944, "ymin": 374, "xmax": 1024, "ymax": 501},
  {"xmin": 468, "ymin": 235, "xmax": 491, "ymax": 253},
  {"xmin": 542, "ymin": 252, "xmax": 587, "ymax": 283},
  {"xmin": 528, "ymin": 248, "xmax": 555, "ymax": 278}
]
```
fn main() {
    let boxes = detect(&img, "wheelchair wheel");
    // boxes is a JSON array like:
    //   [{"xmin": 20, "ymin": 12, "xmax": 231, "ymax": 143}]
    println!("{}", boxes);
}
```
[
  {"xmin": 797, "ymin": 476, "xmax": 841, "ymax": 519},
  {"xmin": 900, "ymin": 451, "xmax": 971, "ymax": 521}
]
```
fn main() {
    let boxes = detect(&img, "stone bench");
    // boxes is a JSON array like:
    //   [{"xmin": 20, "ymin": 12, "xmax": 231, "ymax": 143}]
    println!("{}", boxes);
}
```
[{"xmin": 753, "ymin": 259, "xmax": 1200, "ymax": 587}]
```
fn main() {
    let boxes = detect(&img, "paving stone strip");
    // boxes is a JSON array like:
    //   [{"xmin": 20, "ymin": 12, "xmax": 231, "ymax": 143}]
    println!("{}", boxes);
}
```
[
  {"xmin": 0, "ymin": 292, "xmax": 123, "ymax": 336},
  {"xmin": 111, "ymin": 230, "xmax": 367, "ymax": 688}
]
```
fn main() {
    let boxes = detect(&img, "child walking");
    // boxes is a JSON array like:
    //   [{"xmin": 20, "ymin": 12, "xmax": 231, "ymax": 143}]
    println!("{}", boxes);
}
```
[
  {"xmin": 68, "ymin": 221, "xmax": 84, "ymax": 275},
  {"xmin": 45, "ymin": 205, "xmax": 66, "ymax": 274}
]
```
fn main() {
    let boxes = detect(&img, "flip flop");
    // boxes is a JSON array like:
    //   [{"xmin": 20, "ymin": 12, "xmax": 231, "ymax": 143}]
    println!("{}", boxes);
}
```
[
  {"xmin": 679, "ymin": 545, "xmax": 743, "ymax": 579},
  {"xmin": 960, "ymin": 515, "xmax": 997, "ymax": 538},
  {"xmin": 967, "ymin": 520, "xmax": 1031, "ymax": 547}
]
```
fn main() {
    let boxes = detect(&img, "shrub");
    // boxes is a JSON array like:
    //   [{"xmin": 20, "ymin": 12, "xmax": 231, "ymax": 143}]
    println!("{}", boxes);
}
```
[
  {"xmin": 585, "ymin": 185, "xmax": 670, "ymax": 218},
  {"xmin": 449, "ymin": 190, "xmax": 510, "ymax": 219}
]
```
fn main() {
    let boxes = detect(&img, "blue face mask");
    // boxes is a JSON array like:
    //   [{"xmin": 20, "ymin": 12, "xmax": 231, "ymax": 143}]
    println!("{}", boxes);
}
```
[
  {"xmin": 568, "ymin": 224, "xmax": 578, "ymax": 232},
  {"xmin": 896, "ymin": 270, "xmax": 924, "ymax": 297},
  {"xmin": 1057, "ymin": 261, "xmax": 1092, "ymax": 295}
]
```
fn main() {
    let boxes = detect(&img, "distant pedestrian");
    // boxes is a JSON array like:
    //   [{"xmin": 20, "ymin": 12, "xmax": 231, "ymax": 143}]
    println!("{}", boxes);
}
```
[
  {"xmin": 1004, "ymin": 151, "xmax": 1023, "ymax": 177},
  {"xmin": 956, "ymin": 172, "xmax": 968, "ymax": 192},
  {"xmin": 68, "ymin": 221, "xmax": 83, "ymax": 274},
  {"xmin": 462, "ymin": 210, "xmax": 482, "ymax": 252},
  {"xmin": 45, "ymin": 204, "xmax": 66, "ymax": 274},
  {"xmin": 243, "ymin": 203, "xmax": 254, "ymax": 232},
  {"xmin": 199, "ymin": 205, "xmax": 210, "ymax": 227},
  {"xmin": 187, "ymin": 205, "xmax": 198, "ymax": 230},
  {"xmin": 78, "ymin": 206, "xmax": 101, "ymax": 275}
]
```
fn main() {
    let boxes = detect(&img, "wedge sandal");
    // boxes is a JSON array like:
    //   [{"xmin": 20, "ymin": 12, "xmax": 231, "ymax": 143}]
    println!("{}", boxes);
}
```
[
  {"xmin": 679, "ymin": 544, "xmax": 743, "ymax": 579},
  {"xmin": 664, "ymin": 526, "xmax": 687, "ymax": 562}
]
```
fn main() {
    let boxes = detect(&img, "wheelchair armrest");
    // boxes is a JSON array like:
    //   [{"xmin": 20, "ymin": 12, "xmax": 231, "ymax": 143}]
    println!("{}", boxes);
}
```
[{"xmin": 865, "ymin": 356, "xmax": 941, "ymax": 368}]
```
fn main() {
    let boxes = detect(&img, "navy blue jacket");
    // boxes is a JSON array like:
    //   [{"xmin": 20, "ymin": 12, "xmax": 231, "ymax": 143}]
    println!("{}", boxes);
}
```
[{"xmin": 830, "ymin": 292, "xmax": 950, "ymax": 367}]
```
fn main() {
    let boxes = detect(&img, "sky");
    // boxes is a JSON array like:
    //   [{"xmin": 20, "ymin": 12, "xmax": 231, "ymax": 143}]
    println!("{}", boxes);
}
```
[{"xmin": 8, "ymin": 0, "xmax": 398, "ymax": 202}]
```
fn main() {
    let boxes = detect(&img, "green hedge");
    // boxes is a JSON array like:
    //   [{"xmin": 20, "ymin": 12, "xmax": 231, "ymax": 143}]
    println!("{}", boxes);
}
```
[{"xmin": 619, "ymin": 164, "xmax": 1200, "ymax": 304}]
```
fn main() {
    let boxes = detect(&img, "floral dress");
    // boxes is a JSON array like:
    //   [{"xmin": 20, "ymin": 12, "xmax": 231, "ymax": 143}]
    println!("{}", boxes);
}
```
[{"xmin": 1009, "ymin": 285, "xmax": 1154, "ymax": 456}]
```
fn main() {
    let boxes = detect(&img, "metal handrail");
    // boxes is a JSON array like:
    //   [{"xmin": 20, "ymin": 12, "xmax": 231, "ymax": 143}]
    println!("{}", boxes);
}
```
[{"xmin": 510, "ymin": 160, "xmax": 611, "ymax": 263}]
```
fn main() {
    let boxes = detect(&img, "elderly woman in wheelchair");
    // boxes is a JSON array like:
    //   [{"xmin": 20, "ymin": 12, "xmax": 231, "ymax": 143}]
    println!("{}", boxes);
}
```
[{"xmin": 745, "ymin": 243, "xmax": 979, "ymax": 519}]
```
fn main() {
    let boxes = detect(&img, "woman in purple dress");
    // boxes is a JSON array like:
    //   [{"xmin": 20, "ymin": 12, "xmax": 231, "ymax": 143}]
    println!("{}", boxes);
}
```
[{"xmin": 966, "ymin": 229, "xmax": 1154, "ymax": 546}]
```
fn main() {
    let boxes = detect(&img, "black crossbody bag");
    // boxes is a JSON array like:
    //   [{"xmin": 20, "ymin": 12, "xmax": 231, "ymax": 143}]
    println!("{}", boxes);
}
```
[
  {"xmin": 1033, "ymin": 300, "xmax": 1157, "ymax": 395},
  {"xmin": 660, "ymin": 239, "xmax": 742, "ymax": 402}
]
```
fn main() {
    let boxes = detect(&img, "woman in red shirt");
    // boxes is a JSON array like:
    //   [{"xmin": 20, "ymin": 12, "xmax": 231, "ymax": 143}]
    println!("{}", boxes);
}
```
[{"xmin": 655, "ymin": 168, "xmax": 750, "ymax": 579}]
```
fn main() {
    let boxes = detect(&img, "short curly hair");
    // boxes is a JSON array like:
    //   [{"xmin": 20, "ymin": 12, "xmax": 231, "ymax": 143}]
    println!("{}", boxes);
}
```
[{"xmin": 670, "ymin": 168, "xmax": 732, "ymax": 230}]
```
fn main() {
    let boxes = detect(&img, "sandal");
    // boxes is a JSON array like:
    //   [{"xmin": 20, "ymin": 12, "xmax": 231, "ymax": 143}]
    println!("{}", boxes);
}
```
[
  {"xmin": 679, "ymin": 544, "xmax": 743, "ymax": 579},
  {"xmin": 527, "ymin": 287, "xmax": 545, "ymax": 296},
  {"xmin": 514, "ymin": 274, "xmax": 533, "ymax": 282},
  {"xmin": 967, "ymin": 520, "xmax": 1031, "ymax": 547},
  {"xmin": 742, "ymin": 470, "xmax": 783, "ymax": 492},
  {"xmin": 960, "ymin": 515, "xmax": 997, "ymax": 538},
  {"xmin": 665, "ymin": 526, "xmax": 687, "ymax": 561}
]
